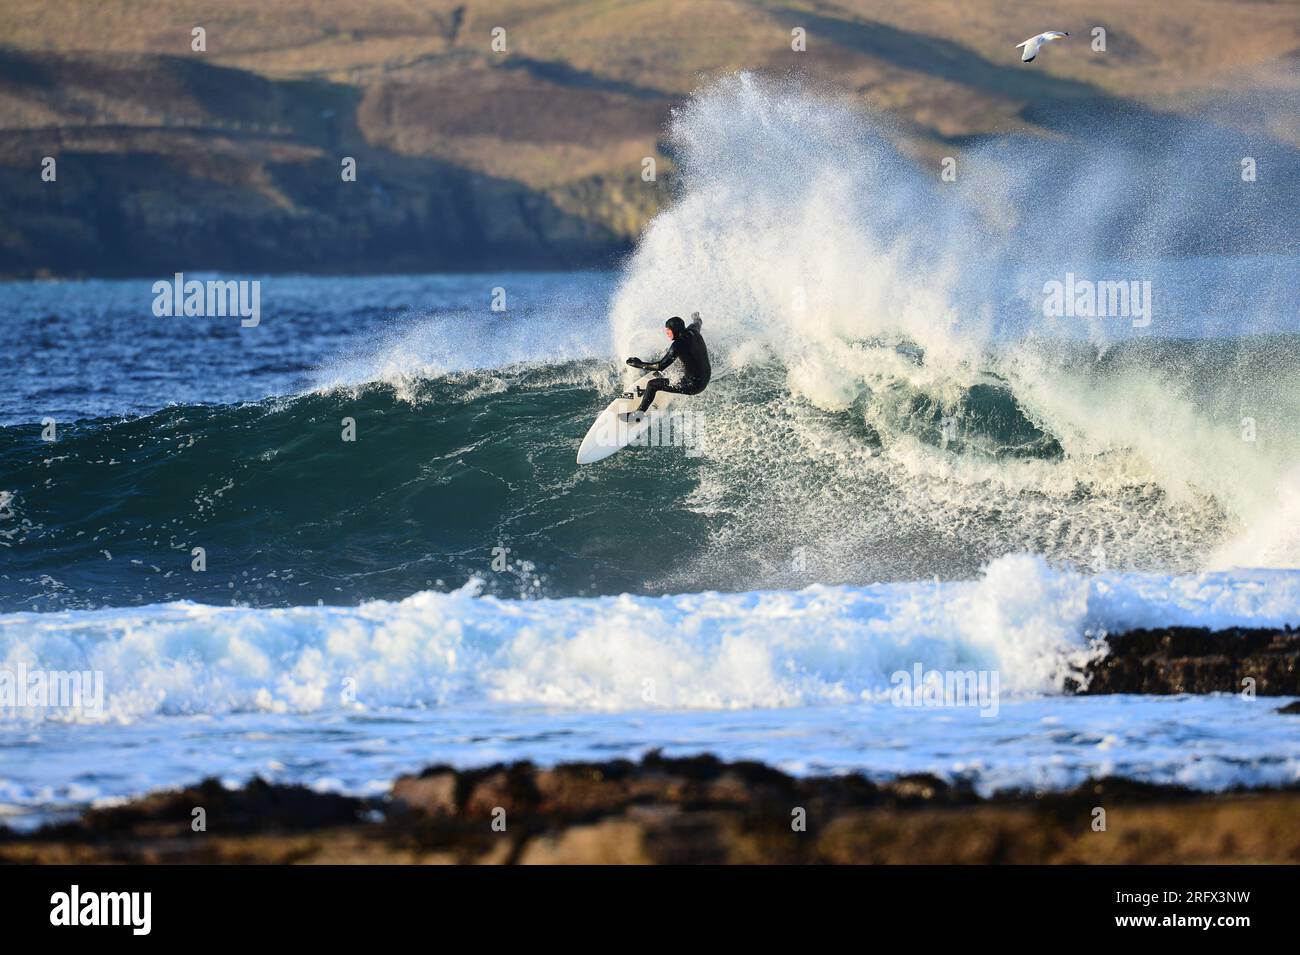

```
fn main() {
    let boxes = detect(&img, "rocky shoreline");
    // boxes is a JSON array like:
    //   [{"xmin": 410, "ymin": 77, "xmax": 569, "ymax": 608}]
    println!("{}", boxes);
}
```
[
  {"xmin": 2, "ymin": 752, "xmax": 1298, "ymax": 864},
  {"xmin": 1074, "ymin": 625, "xmax": 1299, "ymax": 695},
  {"xmin": 2, "ymin": 627, "xmax": 1297, "ymax": 865}
]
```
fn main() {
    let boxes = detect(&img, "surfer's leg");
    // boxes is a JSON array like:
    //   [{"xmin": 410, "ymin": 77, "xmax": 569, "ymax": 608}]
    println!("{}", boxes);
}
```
[
  {"xmin": 633, "ymin": 375, "xmax": 704, "ymax": 414},
  {"xmin": 636, "ymin": 377, "xmax": 676, "ymax": 413},
  {"xmin": 636, "ymin": 377, "xmax": 705, "ymax": 413}
]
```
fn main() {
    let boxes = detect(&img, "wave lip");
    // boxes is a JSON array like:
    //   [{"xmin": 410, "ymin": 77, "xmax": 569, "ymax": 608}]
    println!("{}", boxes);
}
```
[
  {"xmin": 608, "ymin": 74, "xmax": 1300, "ymax": 574},
  {"xmin": 3, "ymin": 555, "xmax": 1299, "ymax": 723}
]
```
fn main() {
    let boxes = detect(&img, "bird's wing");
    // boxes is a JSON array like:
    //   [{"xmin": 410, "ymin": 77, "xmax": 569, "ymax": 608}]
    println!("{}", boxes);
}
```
[{"xmin": 1020, "ymin": 39, "xmax": 1040, "ymax": 62}]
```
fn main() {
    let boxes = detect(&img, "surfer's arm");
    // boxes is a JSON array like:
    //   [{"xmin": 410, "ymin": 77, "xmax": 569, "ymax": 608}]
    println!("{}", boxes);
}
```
[
  {"xmin": 688, "ymin": 311, "xmax": 702, "ymax": 332},
  {"xmin": 634, "ymin": 343, "xmax": 680, "ymax": 372}
]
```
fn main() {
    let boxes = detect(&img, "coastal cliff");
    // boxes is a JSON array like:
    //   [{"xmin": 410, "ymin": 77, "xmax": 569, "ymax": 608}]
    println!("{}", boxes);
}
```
[{"xmin": 3, "ymin": 0, "xmax": 1297, "ymax": 277}]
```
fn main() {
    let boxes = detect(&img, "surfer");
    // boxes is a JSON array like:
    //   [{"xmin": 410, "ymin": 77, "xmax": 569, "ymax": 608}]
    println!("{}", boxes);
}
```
[{"xmin": 621, "ymin": 312, "xmax": 710, "ymax": 421}]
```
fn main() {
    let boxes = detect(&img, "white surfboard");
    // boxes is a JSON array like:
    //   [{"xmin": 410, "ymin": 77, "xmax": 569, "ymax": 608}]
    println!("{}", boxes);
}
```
[{"xmin": 576, "ymin": 372, "xmax": 677, "ymax": 464}]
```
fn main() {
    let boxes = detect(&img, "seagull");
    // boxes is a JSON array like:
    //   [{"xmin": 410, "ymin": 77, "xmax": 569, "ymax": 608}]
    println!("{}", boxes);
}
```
[{"xmin": 1016, "ymin": 31, "xmax": 1068, "ymax": 63}]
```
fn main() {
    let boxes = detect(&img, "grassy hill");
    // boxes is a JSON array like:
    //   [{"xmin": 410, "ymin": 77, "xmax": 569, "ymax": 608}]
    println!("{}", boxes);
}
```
[{"xmin": 1, "ymin": 0, "xmax": 1297, "ymax": 277}]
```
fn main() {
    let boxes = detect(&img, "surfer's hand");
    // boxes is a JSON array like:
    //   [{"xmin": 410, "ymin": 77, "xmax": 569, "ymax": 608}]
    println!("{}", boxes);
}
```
[{"xmin": 626, "ymin": 357, "xmax": 643, "ymax": 368}]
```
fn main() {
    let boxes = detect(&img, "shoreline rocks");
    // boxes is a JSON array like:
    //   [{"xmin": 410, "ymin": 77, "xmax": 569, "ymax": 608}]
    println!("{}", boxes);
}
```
[
  {"xmin": 3, "ymin": 752, "xmax": 1298, "ymax": 864},
  {"xmin": 1073, "ymin": 626, "xmax": 1300, "ymax": 695},
  {"xmin": 3, "ymin": 626, "xmax": 1297, "ymax": 864}
]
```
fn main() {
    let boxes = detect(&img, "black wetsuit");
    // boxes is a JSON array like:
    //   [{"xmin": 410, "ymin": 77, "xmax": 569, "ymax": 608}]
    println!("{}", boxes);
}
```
[{"xmin": 634, "ymin": 317, "xmax": 711, "ymax": 412}]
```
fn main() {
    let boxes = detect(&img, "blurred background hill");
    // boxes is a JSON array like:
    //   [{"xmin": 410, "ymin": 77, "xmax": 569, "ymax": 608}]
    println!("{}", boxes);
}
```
[{"xmin": 1, "ymin": 0, "xmax": 1298, "ymax": 277}]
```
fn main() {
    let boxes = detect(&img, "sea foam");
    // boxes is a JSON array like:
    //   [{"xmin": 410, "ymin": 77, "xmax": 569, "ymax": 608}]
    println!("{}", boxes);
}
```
[{"xmin": 2, "ymin": 555, "xmax": 1298, "ymax": 723}]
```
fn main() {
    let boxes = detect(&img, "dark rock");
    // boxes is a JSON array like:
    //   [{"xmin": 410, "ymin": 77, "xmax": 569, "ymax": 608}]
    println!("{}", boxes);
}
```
[
  {"xmin": 22, "ymin": 776, "xmax": 369, "ymax": 843},
  {"xmin": 1076, "ymin": 626, "xmax": 1300, "ymax": 695},
  {"xmin": 6, "ymin": 753, "xmax": 1300, "ymax": 864},
  {"xmin": 390, "ymin": 770, "xmax": 458, "ymax": 817}
]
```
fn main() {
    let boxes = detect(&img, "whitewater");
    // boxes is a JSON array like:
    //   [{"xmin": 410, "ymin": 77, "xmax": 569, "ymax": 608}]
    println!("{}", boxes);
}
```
[{"xmin": 2, "ymin": 76, "xmax": 1299, "ymax": 824}]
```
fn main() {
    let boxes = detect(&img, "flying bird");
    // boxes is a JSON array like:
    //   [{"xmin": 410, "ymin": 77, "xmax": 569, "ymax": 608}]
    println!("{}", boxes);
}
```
[{"xmin": 1016, "ymin": 31, "xmax": 1068, "ymax": 63}]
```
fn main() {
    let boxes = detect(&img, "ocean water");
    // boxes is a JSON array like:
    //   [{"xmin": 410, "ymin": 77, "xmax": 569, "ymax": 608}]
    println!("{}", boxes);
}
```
[{"xmin": 2, "ymin": 76, "xmax": 1300, "ymax": 827}]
